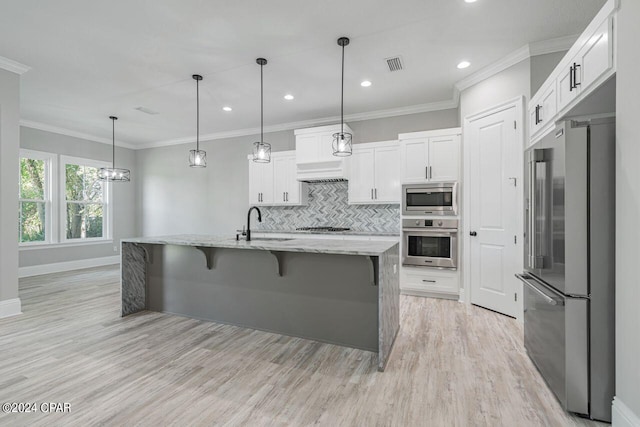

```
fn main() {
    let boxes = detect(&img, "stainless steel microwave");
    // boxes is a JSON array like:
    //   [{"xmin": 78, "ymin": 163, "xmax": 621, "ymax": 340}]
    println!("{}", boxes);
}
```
[{"xmin": 402, "ymin": 182, "xmax": 458, "ymax": 216}]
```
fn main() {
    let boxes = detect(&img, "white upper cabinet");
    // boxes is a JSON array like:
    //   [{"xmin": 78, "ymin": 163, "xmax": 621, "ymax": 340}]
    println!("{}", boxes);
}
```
[
  {"xmin": 348, "ymin": 141, "xmax": 400, "ymax": 205},
  {"xmin": 529, "ymin": 0, "xmax": 617, "ymax": 143},
  {"xmin": 429, "ymin": 134, "xmax": 460, "ymax": 182},
  {"xmin": 249, "ymin": 151, "xmax": 307, "ymax": 206},
  {"xmin": 248, "ymin": 159, "xmax": 274, "ymax": 205},
  {"xmin": 399, "ymin": 128, "xmax": 461, "ymax": 184}
]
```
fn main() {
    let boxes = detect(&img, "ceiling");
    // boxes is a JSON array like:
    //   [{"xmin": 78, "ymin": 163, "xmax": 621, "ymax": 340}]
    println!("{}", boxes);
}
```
[{"xmin": 1, "ymin": 0, "xmax": 606, "ymax": 148}]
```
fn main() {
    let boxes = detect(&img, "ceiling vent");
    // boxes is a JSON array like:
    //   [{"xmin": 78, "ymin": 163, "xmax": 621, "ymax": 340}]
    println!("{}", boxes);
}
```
[{"xmin": 385, "ymin": 56, "xmax": 404, "ymax": 72}]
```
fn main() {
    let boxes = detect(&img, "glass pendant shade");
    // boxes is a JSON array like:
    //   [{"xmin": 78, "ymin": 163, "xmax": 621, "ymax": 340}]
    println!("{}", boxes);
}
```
[
  {"xmin": 332, "ymin": 132, "xmax": 353, "ymax": 157},
  {"xmin": 189, "ymin": 74, "xmax": 207, "ymax": 168},
  {"xmin": 252, "ymin": 141, "xmax": 271, "ymax": 163},
  {"xmin": 98, "ymin": 167, "xmax": 130, "ymax": 181},
  {"xmin": 99, "ymin": 116, "xmax": 130, "ymax": 182},
  {"xmin": 189, "ymin": 149, "xmax": 207, "ymax": 167}
]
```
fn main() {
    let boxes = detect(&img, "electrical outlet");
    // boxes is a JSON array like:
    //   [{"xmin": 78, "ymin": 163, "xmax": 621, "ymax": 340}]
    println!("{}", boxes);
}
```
[{"xmin": 113, "ymin": 245, "xmax": 118, "ymax": 252}]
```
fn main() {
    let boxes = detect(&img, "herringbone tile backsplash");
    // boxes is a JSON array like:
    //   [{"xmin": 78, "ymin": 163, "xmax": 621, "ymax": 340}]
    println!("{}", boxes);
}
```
[{"xmin": 256, "ymin": 182, "xmax": 400, "ymax": 233}]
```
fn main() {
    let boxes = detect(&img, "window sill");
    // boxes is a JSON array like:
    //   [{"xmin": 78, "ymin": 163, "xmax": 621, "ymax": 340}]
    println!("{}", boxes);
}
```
[{"xmin": 19, "ymin": 239, "xmax": 114, "ymax": 251}]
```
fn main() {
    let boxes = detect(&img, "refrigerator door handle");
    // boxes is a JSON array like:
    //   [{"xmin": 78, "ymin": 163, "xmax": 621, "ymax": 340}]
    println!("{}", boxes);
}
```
[{"xmin": 516, "ymin": 274, "xmax": 564, "ymax": 306}]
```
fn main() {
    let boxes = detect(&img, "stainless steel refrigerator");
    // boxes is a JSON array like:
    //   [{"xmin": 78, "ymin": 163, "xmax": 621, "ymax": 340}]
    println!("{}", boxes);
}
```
[{"xmin": 517, "ymin": 118, "xmax": 615, "ymax": 422}]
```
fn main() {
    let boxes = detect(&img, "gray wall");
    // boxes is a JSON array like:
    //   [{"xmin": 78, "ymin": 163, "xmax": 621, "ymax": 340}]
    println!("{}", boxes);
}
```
[
  {"xmin": 530, "ymin": 51, "xmax": 567, "ymax": 95},
  {"xmin": 615, "ymin": 0, "xmax": 640, "ymax": 421},
  {"xmin": 459, "ymin": 59, "xmax": 531, "ymax": 122},
  {"xmin": 137, "ymin": 109, "xmax": 459, "ymax": 237},
  {"xmin": 0, "ymin": 68, "xmax": 20, "ymax": 305},
  {"xmin": 19, "ymin": 127, "xmax": 138, "ymax": 267}
]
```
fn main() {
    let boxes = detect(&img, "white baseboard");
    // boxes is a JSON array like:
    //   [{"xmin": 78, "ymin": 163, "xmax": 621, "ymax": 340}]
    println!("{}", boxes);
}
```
[
  {"xmin": 19, "ymin": 255, "xmax": 120, "ymax": 278},
  {"xmin": 613, "ymin": 397, "xmax": 640, "ymax": 427},
  {"xmin": 0, "ymin": 298, "xmax": 22, "ymax": 319}
]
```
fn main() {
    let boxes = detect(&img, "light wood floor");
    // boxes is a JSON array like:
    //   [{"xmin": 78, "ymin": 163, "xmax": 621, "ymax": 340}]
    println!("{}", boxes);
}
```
[{"xmin": 0, "ymin": 266, "xmax": 606, "ymax": 427}]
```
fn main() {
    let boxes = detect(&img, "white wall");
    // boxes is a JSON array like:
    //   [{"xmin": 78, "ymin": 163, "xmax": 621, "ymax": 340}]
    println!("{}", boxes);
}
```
[
  {"xmin": 19, "ymin": 127, "xmax": 138, "ymax": 267},
  {"xmin": 614, "ymin": 0, "xmax": 640, "ymax": 424},
  {"xmin": 0, "ymin": 68, "xmax": 21, "ymax": 317},
  {"xmin": 136, "ymin": 109, "xmax": 459, "ymax": 237},
  {"xmin": 531, "ymin": 51, "xmax": 567, "ymax": 95}
]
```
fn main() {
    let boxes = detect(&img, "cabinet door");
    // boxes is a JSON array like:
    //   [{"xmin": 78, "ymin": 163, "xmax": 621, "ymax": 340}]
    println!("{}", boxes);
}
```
[
  {"xmin": 540, "ymin": 85, "xmax": 557, "ymax": 125},
  {"xmin": 578, "ymin": 18, "xmax": 613, "ymax": 93},
  {"xmin": 260, "ymin": 160, "xmax": 275, "ymax": 205},
  {"xmin": 400, "ymin": 139, "xmax": 429, "ymax": 183},
  {"xmin": 273, "ymin": 155, "xmax": 289, "ymax": 204},
  {"xmin": 374, "ymin": 145, "xmax": 400, "ymax": 203},
  {"xmin": 428, "ymin": 135, "xmax": 459, "ymax": 182},
  {"xmin": 295, "ymin": 134, "xmax": 319, "ymax": 164},
  {"xmin": 557, "ymin": 61, "xmax": 581, "ymax": 112},
  {"xmin": 348, "ymin": 147, "xmax": 375, "ymax": 203},
  {"xmin": 248, "ymin": 159, "xmax": 261, "ymax": 205}
]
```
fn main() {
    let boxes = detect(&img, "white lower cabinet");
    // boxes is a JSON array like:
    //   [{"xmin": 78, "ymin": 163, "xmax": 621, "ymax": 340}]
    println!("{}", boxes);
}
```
[
  {"xmin": 251, "ymin": 233, "xmax": 399, "ymax": 242},
  {"xmin": 401, "ymin": 266, "xmax": 459, "ymax": 300}
]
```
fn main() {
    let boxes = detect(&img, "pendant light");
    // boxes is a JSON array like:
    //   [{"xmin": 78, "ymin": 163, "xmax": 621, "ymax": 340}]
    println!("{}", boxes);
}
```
[
  {"xmin": 189, "ymin": 74, "xmax": 206, "ymax": 167},
  {"xmin": 332, "ymin": 37, "xmax": 352, "ymax": 157},
  {"xmin": 252, "ymin": 58, "xmax": 271, "ymax": 163},
  {"xmin": 98, "ymin": 116, "xmax": 130, "ymax": 182}
]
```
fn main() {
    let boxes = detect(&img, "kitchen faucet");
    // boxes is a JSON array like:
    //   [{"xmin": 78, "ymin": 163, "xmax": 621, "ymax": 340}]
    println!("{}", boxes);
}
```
[{"xmin": 243, "ymin": 206, "xmax": 262, "ymax": 241}]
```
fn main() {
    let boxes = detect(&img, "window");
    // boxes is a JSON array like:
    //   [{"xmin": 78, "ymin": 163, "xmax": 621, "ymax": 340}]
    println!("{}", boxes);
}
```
[
  {"xmin": 61, "ymin": 156, "xmax": 111, "ymax": 242},
  {"xmin": 19, "ymin": 150, "xmax": 53, "ymax": 245}
]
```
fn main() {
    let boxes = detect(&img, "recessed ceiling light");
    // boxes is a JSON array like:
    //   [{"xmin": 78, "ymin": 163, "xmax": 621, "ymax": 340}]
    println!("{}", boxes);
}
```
[
  {"xmin": 284, "ymin": 94, "xmax": 294, "ymax": 100},
  {"xmin": 457, "ymin": 61, "xmax": 471, "ymax": 69},
  {"xmin": 360, "ymin": 80, "xmax": 372, "ymax": 87},
  {"xmin": 222, "ymin": 106, "xmax": 232, "ymax": 112},
  {"xmin": 465, "ymin": 0, "xmax": 477, "ymax": 3}
]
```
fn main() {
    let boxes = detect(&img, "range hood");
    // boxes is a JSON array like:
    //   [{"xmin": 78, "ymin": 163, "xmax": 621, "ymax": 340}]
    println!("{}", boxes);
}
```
[{"xmin": 294, "ymin": 124, "xmax": 352, "ymax": 182}]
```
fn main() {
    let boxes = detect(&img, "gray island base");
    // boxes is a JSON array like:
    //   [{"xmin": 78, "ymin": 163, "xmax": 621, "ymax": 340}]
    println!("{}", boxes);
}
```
[{"xmin": 121, "ymin": 235, "xmax": 400, "ymax": 371}]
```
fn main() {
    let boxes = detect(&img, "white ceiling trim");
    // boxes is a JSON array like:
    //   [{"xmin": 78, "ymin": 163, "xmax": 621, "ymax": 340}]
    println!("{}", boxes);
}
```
[
  {"xmin": 134, "ymin": 99, "xmax": 459, "ymax": 150},
  {"xmin": 20, "ymin": 120, "xmax": 137, "ymax": 150},
  {"xmin": 18, "ymin": 35, "xmax": 574, "ymax": 151},
  {"xmin": 0, "ymin": 55, "xmax": 30, "ymax": 75}
]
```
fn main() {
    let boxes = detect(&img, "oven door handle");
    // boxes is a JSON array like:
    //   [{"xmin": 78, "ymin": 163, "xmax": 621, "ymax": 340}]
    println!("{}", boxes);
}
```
[
  {"xmin": 402, "ymin": 229, "xmax": 457, "ymax": 236},
  {"xmin": 516, "ymin": 274, "xmax": 564, "ymax": 306}
]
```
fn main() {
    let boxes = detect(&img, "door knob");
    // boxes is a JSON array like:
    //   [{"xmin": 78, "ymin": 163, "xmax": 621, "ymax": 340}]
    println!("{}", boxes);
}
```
[{"xmin": 470, "ymin": 231, "xmax": 477, "ymax": 236}]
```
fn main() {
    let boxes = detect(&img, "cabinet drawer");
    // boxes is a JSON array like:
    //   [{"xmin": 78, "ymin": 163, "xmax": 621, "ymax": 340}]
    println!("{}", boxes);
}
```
[{"xmin": 401, "ymin": 268, "xmax": 459, "ymax": 295}]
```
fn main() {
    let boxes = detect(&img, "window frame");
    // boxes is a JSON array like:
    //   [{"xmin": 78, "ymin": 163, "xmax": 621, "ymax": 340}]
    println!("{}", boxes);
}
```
[
  {"xmin": 18, "ymin": 149, "xmax": 56, "ymax": 247},
  {"xmin": 59, "ymin": 155, "xmax": 112, "ymax": 244}
]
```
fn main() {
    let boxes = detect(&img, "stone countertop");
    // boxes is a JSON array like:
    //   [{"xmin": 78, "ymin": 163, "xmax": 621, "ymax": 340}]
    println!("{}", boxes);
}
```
[
  {"xmin": 122, "ymin": 234, "xmax": 398, "ymax": 256},
  {"xmin": 253, "ymin": 229, "xmax": 400, "ymax": 237}
]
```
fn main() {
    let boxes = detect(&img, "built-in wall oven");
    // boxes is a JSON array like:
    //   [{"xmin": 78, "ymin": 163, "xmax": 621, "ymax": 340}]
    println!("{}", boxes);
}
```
[
  {"xmin": 402, "ymin": 182, "xmax": 458, "ymax": 216},
  {"xmin": 402, "ymin": 219, "xmax": 458, "ymax": 269}
]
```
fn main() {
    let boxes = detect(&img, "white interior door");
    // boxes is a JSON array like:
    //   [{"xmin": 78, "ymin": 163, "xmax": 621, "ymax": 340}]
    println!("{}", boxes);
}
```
[{"xmin": 466, "ymin": 104, "xmax": 520, "ymax": 318}]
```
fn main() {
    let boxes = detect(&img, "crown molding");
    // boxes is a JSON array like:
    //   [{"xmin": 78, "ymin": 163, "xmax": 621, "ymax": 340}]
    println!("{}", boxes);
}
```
[
  {"xmin": 529, "ymin": 34, "xmax": 578, "ymax": 56},
  {"xmin": 455, "ymin": 45, "xmax": 531, "ymax": 93},
  {"xmin": 0, "ymin": 55, "xmax": 30, "ymax": 75},
  {"xmin": 134, "ymin": 99, "xmax": 459, "ymax": 150},
  {"xmin": 20, "ymin": 120, "xmax": 137, "ymax": 150}
]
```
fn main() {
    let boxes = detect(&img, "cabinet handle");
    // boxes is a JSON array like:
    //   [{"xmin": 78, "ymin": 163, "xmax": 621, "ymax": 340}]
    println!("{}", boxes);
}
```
[
  {"xmin": 429, "ymin": 166, "xmax": 432, "ymax": 179},
  {"xmin": 425, "ymin": 166, "xmax": 428, "ymax": 180},
  {"xmin": 573, "ymin": 63, "xmax": 581, "ymax": 89},
  {"xmin": 371, "ymin": 188, "xmax": 374, "ymax": 200},
  {"xmin": 422, "ymin": 279, "xmax": 437, "ymax": 283},
  {"xmin": 374, "ymin": 188, "xmax": 377, "ymax": 199},
  {"xmin": 286, "ymin": 192, "xmax": 288, "ymax": 202},
  {"xmin": 569, "ymin": 64, "xmax": 574, "ymax": 91},
  {"xmin": 283, "ymin": 192, "xmax": 286, "ymax": 202}
]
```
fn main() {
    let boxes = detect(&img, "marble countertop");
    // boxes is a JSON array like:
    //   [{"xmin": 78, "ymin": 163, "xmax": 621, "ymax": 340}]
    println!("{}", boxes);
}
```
[
  {"xmin": 253, "ymin": 229, "xmax": 400, "ymax": 237},
  {"xmin": 122, "ymin": 234, "xmax": 398, "ymax": 256}
]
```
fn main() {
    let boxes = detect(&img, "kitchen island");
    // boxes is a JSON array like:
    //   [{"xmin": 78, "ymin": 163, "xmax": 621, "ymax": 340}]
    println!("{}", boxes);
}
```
[{"xmin": 120, "ymin": 235, "xmax": 400, "ymax": 371}]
